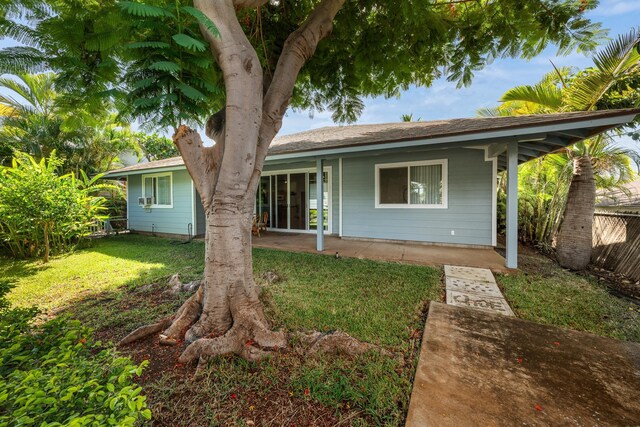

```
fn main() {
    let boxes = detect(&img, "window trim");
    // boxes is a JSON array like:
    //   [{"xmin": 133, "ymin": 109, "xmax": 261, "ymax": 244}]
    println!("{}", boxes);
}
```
[
  {"xmin": 374, "ymin": 159, "xmax": 448, "ymax": 209},
  {"xmin": 141, "ymin": 172, "xmax": 173, "ymax": 208}
]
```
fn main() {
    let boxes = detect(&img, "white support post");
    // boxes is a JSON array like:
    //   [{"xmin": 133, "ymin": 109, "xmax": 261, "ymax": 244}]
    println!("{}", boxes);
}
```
[
  {"xmin": 316, "ymin": 158, "xmax": 324, "ymax": 252},
  {"xmin": 505, "ymin": 141, "xmax": 519, "ymax": 269}
]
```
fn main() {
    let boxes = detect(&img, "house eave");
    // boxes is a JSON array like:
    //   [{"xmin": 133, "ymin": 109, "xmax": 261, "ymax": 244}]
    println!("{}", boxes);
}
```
[{"xmin": 103, "ymin": 110, "xmax": 639, "ymax": 177}]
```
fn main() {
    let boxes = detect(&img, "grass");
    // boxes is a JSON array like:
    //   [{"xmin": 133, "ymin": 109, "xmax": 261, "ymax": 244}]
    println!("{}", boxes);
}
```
[
  {"xmin": 3, "ymin": 235, "xmax": 638, "ymax": 425},
  {"xmin": 2, "ymin": 235, "xmax": 206, "ymax": 312},
  {"xmin": 497, "ymin": 247, "xmax": 640, "ymax": 342},
  {"xmin": 1, "ymin": 234, "xmax": 442, "ymax": 425}
]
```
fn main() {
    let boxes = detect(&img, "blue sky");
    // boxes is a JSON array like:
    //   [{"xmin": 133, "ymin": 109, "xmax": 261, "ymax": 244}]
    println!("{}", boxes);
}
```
[{"xmin": 1, "ymin": 0, "xmax": 638, "ymax": 149}]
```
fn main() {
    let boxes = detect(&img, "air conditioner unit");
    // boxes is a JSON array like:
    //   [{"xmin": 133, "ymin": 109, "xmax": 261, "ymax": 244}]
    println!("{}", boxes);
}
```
[
  {"xmin": 138, "ymin": 197, "xmax": 146, "ymax": 206},
  {"xmin": 145, "ymin": 197, "xmax": 155, "ymax": 206}
]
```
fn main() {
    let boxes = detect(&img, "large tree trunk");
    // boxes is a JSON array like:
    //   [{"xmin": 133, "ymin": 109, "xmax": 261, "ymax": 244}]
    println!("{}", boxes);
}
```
[
  {"xmin": 120, "ymin": 0, "xmax": 350, "ymax": 366},
  {"xmin": 555, "ymin": 155, "xmax": 596, "ymax": 270}
]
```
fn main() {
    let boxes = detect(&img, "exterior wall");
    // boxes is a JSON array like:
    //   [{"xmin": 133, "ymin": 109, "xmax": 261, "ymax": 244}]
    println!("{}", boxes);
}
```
[
  {"xmin": 127, "ymin": 169, "xmax": 195, "ymax": 235},
  {"xmin": 124, "ymin": 148, "xmax": 493, "ymax": 245},
  {"xmin": 342, "ymin": 148, "xmax": 494, "ymax": 246},
  {"xmin": 262, "ymin": 159, "xmax": 340, "ymax": 234}
]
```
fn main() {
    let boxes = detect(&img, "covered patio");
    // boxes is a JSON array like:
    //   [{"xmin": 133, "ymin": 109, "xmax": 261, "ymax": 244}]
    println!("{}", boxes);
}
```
[{"xmin": 252, "ymin": 232, "xmax": 508, "ymax": 272}]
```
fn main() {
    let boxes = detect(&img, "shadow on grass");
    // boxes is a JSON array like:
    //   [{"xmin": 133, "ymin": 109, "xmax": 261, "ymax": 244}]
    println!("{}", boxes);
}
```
[
  {"xmin": 0, "ymin": 256, "xmax": 54, "ymax": 281},
  {"xmin": 11, "ymin": 233, "xmax": 441, "ymax": 427}
]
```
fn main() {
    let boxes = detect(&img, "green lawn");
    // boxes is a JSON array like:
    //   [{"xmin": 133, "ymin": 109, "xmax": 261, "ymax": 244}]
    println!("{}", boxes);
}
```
[
  {"xmin": 1, "ymin": 234, "xmax": 442, "ymax": 425},
  {"xmin": 497, "ymin": 248, "xmax": 640, "ymax": 342},
  {"xmin": 3, "ymin": 235, "xmax": 638, "ymax": 425}
]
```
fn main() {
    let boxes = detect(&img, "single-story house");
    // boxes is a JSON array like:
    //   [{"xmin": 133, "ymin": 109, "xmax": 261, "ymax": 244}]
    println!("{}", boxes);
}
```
[{"xmin": 104, "ymin": 108, "xmax": 640, "ymax": 269}]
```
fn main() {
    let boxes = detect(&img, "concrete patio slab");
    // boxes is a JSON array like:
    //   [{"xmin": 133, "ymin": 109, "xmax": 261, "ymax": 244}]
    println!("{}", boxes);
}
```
[
  {"xmin": 445, "ymin": 277, "xmax": 504, "ymax": 298},
  {"xmin": 252, "ymin": 233, "xmax": 508, "ymax": 272},
  {"xmin": 444, "ymin": 265, "xmax": 497, "ymax": 283},
  {"xmin": 446, "ymin": 290, "xmax": 515, "ymax": 316},
  {"xmin": 406, "ymin": 302, "xmax": 640, "ymax": 427}
]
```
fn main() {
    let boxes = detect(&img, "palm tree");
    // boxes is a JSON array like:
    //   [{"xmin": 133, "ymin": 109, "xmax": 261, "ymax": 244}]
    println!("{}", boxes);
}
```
[
  {"xmin": 0, "ymin": 73, "xmax": 142, "ymax": 173},
  {"xmin": 0, "ymin": 73, "xmax": 61, "ymax": 163},
  {"xmin": 483, "ymin": 28, "xmax": 640, "ymax": 269}
]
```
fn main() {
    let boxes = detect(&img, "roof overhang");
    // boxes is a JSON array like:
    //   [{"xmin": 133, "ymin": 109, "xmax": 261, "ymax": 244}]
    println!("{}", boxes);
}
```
[
  {"xmin": 103, "ymin": 109, "xmax": 639, "ymax": 177},
  {"xmin": 266, "ymin": 112, "xmax": 638, "ymax": 171}
]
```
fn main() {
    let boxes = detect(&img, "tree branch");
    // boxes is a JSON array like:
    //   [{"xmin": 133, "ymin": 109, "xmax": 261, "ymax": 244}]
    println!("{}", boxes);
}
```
[
  {"xmin": 195, "ymin": 0, "xmax": 264, "ymax": 196},
  {"xmin": 249, "ymin": 0, "xmax": 346, "ymax": 190},
  {"xmin": 173, "ymin": 126, "xmax": 219, "ymax": 210}
]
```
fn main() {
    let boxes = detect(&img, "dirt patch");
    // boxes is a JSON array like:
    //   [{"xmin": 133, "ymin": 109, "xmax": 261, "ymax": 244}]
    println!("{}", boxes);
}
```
[
  {"xmin": 499, "ymin": 240, "xmax": 640, "ymax": 302},
  {"xmin": 112, "ymin": 335, "xmax": 370, "ymax": 426},
  {"xmin": 587, "ymin": 265, "xmax": 640, "ymax": 301},
  {"xmin": 96, "ymin": 303, "xmax": 409, "ymax": 426}
]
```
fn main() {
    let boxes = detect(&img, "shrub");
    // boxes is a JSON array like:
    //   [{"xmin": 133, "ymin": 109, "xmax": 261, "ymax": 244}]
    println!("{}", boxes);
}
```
[
  {"xmin": 0, "ymin": 281, "xmax": 150, "ymax": 425},
  {"xmin": 0, "ymin": 151, "xmax": 117, "ymax": 261}
]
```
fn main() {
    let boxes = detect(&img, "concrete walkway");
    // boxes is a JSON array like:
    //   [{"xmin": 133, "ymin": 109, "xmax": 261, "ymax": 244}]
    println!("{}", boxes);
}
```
[
  {"xmin": 406, "ymin": 303, "xmax": 640, "ymax": 426},
  {"xmin": 444, "ymin": 265, "xmax": 514, "ymax": 316},
  {"xmin": 252, "ymin": 232, "xmax": 508, "ymax": 272}
]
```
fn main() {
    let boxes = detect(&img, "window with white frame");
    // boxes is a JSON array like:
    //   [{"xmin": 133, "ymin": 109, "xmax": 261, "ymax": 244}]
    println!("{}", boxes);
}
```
[
  {"xmin": 375, "ymin": 160, "xmax": 447, "ymax": 208},
  {"xmin": 142, "ymin": 173, "xmax": 173, "ymax": 207}
]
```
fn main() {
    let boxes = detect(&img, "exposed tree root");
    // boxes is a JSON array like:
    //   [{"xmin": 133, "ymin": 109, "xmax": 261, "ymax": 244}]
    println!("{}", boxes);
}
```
[
  {"xmin": 118, "ymin": 317, "xmax": 173, "ymax": 346},
  {"xmin": 294, "ymin": 331, "xmax": 395, "ymax": 358},
  {"xmin": 119, "ymin": 275, "xmax": 396, "ymax": 368}
]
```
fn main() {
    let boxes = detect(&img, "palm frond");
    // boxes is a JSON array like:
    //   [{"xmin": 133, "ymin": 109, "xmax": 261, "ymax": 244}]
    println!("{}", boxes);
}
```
[
  {"xmin": 565, "ymin": 28, "xmax": 640, "ymax": 110},
  {"xmin": 500, "ymin": 83, "xmax": 564, "ymax": 111}
]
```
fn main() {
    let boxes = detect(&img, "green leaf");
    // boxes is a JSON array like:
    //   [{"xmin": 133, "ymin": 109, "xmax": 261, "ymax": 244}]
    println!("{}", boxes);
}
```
[
  {"xmin": 119, "ymin": 1, "xmax": 175, "ymax": 18},
  {"xmin": 148, "ymin": 61, "xmax": 181, "ymax": 73},
  {"xmin": 176, "ymin": 82, "xmax": 206, "ymax": 101},
  {"xmin": 186, "ymin": 56, "xmax": 213, "ymax": 69},
  {"xmin": 180, "ymin": 6, "xmax": 220, "ymax": 37},
  {"xmin": 141, "ymin": 409, "xmax": 152, "ymax": 420},
  {"xmin": 125, "ymin": 41, "xmax": 172, "ymax": 50},
  {"xmin": 172, "ymin": 34, "xmax": 207, "ymax": 52},
  {"xmin": 132, "ymin": 77, "xmax": 156, "ymax": 90}
]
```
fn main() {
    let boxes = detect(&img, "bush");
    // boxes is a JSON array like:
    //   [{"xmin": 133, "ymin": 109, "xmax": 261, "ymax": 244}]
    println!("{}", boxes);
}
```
[
  {"xmin": 0, "ymin": 151, "xmax": 117, "ymax": 261},
  {"xmin": 0, "ymin": 281, "xmax": 150, "ymax": 426}
]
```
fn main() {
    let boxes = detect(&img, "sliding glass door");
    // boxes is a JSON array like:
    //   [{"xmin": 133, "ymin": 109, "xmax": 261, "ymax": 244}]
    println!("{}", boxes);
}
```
[{"xmin": 255, "ymin": 169, "xmax": 330, "ymax": 232}]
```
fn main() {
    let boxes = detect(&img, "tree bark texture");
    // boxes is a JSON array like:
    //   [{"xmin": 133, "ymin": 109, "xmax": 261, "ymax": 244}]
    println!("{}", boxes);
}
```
[
  {"xmin": 121, "ymin": 0, "xmax": 349, "ymax": 365},
  {"xmin": 555, "ymin": 155, "xmax": 596, "ymax": 270}
]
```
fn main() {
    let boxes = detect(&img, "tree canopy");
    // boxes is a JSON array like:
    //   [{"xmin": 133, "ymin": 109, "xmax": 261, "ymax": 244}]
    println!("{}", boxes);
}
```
[{"xmin": 1, "ymin": 0, "xmax": 605, "ymax": 128}]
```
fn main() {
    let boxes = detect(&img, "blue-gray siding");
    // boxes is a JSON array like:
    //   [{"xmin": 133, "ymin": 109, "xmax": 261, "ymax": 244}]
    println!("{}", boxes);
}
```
[
  {"xmin": 125, "ymin": 148, "xmax": 494, "ymax": 245},
  {"xmin": 127, "ymin": 170, "xmax": 194, "ymax": 235},
  {"xmin": 341, "ymin": 148, "xmax": 494, "ymax": 245}
]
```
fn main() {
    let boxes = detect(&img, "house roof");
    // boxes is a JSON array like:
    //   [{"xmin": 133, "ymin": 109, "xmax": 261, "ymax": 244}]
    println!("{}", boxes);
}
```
[
  {"xmin": 268, "ymin": 109, "xmax": 639, "ymax": 156},
  {"xmin": 105, "ymin": 108, "xmax": 640, "ymax": 176},
  {"xmin": 597, "ymin": 180, "xmax": 640, "ymax": 209}
]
